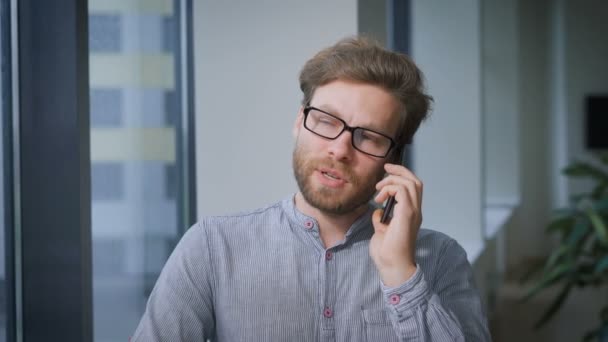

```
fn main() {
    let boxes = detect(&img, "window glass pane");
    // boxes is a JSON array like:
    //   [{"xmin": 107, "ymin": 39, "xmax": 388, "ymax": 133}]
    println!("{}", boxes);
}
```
[
  {"xmin": 89, "ymin": 14, "xmax": 122, "ymax": 52},
  {"xmin": 90, "ymin": 89, "xmax": 123, "ymax": 127},
  {"xmin": 89, "ymin": 1, "xmax": 186, "ymax": 341}
]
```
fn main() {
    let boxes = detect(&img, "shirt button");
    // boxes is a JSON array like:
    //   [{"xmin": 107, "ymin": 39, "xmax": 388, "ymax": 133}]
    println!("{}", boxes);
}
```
[
  {"xmin": 325, "ymin": 251, "xmax": 333, "ymax": 260},
  {"xmin": 304, "ymin": 220, "xmax": 314, "ymax": 229},
  {"xmin": 389, "ymin": 294, "xmax": 401, "ymax": 305},
  {"xmin": 323, "ymin": 307, "xmax": 333, "ymax": 318}
]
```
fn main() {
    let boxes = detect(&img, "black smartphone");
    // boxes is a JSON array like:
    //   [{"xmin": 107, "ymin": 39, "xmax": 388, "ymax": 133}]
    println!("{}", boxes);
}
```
[
  {"xmin": 380, "ymin": 195, "xmax": 395, "ymax": 223},
  {"xmin": 380, "ymin": 150, "xmax": 406, "ymax": 223}
]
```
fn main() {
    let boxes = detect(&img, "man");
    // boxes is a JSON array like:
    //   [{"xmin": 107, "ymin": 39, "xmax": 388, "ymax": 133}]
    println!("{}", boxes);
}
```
[{"xmin": 132, "ymin": 37, "xmax": 491, "ymax": 341}]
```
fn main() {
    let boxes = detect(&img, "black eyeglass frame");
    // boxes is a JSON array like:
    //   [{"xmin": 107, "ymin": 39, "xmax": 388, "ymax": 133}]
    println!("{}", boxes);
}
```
[{"xmin": 302, "ymin": 105, "xmax": 397, "ymax": 158}]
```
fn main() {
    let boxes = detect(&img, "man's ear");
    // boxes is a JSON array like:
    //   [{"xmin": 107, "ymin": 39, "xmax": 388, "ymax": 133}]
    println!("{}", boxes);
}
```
[{"xmin": 292, "ymin": 107, "xmax": 304, "ymax": 139}]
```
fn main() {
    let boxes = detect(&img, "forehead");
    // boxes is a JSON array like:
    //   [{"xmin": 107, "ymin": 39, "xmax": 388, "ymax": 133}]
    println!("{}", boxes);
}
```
[{"xmin": 310, "ymin": 80, "xmax": 401, "ymax": 135}]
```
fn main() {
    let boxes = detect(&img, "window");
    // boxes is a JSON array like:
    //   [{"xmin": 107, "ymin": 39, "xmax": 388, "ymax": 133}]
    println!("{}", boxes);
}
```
[{"xmin": 89, "ymin": 1, "xmax": 194, "ymax": 340}]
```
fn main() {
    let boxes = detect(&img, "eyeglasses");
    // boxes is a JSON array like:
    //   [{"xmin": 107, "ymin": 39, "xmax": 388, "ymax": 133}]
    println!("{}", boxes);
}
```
[{"xmin": 302, "ymin": 105, "xmax": 396, "ymax": 158}]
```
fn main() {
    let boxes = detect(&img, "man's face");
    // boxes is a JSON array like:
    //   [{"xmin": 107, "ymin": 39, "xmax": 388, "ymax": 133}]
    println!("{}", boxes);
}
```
[{"xmin": 292, "ymin": 80, "xmax": 401, "ymax": 215}]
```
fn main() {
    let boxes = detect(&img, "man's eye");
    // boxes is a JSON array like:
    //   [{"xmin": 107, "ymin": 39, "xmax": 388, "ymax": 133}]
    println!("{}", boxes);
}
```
[
  {"xmin": 361, "ymin": 132, "xmax": 377, "ymax": 141},
  {"xmin": 319, "ymin": 117, "xmax": 336, "ymax": 125}
]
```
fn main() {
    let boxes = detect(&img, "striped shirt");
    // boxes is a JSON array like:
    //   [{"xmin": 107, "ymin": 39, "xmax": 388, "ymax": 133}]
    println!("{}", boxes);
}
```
[{"xmin": 132, "ymin": 195, "xmax": 491, "ymax": 341}]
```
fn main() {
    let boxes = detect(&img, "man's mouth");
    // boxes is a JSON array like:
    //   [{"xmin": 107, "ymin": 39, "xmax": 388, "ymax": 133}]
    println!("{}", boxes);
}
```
[
  {"xmin": 322, "ymin": 171, "xmax": 341, "ymax": 180},
  {"xmin": 317, "ymin": 167, "xmax": 348, "ymax": 183}
]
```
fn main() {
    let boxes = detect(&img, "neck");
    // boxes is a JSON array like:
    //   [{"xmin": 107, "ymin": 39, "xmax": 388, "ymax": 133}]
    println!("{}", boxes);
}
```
[{"xmin": 294, "ymin": 192, "xmax": 369, "ymax": 248}]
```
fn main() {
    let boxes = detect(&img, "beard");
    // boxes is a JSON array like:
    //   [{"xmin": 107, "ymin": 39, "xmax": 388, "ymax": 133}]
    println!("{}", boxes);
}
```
[{"xmin": 292, "ymin": 143, "xmax": 385, "ymax": 215}]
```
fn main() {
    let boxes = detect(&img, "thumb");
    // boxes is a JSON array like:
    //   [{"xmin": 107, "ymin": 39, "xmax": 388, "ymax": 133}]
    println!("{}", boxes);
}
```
[{"xmin": 372, "ymin": 208, "xmax": 387, "ymax": 233}]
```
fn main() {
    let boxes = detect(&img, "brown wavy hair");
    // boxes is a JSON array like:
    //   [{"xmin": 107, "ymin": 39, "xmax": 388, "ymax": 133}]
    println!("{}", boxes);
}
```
[{"xmin": 299, "ymin": 37, "xmax": 433, "ymax": 160}]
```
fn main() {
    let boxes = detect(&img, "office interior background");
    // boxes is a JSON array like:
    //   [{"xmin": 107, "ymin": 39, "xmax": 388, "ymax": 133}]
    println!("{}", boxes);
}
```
[{"xmin": 0, "ymin": 0, "xmax": 607, "ymax": 341}]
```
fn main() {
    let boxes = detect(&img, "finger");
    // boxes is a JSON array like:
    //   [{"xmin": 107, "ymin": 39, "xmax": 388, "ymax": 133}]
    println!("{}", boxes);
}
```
[
  {"xmin": 376, "ymin": 174, "xmax": 422, "ymax": 195},
  {"xmin": 391, "ymin": 184, "xmax": 416, "ymax": 218},
  {"xmin": 379, "ymin": 185, "xmax": 418, "ymax": 241},
  {"xmin": 384, "ymin": 163, "xmax": 416, "ymax": 177},
  {"xmin": 377, "ymin": 166, "xmax": 423, "ymax": 196},
  {"xmin": 375, "ymin": 184, "xmax": 416, "ymax": 217},
  {"xmin": 384, "ymin": 164, "xmax": 422, "ymax": 187},
  {"xmin": 374, "ymin": 185, "xmax": 396, "ymax": 205},
  {"xmin": 371, "ymin": 208, "xmax": 388, "ymax": 232},
  {"xmin": 376, "ymin": 177, "xmax": 421, "ymax": 212}
]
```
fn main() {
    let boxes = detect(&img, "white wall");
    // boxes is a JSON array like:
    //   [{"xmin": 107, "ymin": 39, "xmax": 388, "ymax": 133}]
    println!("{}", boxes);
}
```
[
  {"xmin": 564, "ymin": 0, "xmax": 608, "ymax": 197},
  {"xmin": 504, "ymin": 0, "xmax": 553, "ymax": 267},
  {"xmin": 482, "ymin": 0, "xmax": 520, "ymax": 207},
  {"xmin": 358, "ymin": 0, "xmax": 387, "ymax": 46},
  {"xmin": 194, "ymin": 1, "xmax": 357, "ymax": 216},
  {"xmin": 410, "ymin": 0, "xmax": 483, "ymax": 249},
  {"xmin": 526, "ymin": 0, "xmax": 608, "ymax": 263},
  {"xmin": 409, "ymin": 0, "xmax": 555, "ymax": 269},
  {"xmin": 550, "ymin": 0, "xmax": 608, "ymax": 209},
  {"xmin": 489, "ymin": 0, "xmax": 608, "ymax": 271}
]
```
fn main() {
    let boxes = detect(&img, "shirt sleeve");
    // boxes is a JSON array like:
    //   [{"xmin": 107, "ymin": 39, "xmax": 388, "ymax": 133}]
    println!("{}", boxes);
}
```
[
  {"xmin": 381, "ymin": 239, "xmax": 491, "ymax": 341},
  {"xmin": 131, "ymin": 223, "xmax": 215, "ymax": 342}
]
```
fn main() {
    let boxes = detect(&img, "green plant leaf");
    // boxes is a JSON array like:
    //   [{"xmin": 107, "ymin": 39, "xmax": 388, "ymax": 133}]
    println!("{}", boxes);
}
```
[
  {"xmin": 581, "ymin": 234, "xmax": 603, "ymax": 263},
  {"xmin": 544, "ymin": 245, "xmax": 572, "ymax": 272},
  {"xmin": 533, "ymin": 281, "xmax": 573, "ymax": 329},
  {"xmin": 553, "ymin": 207, "xmax": 577, "ymax": 217},
  {"xmin": 566, "ymin": 220, "xmax": 591, "ymax": 246},
  {"xmin": 585, "ymin": 209, "xmax": 608, "ymax": 246},
  {"xmin": 595, "ymin": 255, "xmax": 608, "ymax": 275},
  {"xmin": 522, "ymin": 262, "xmax": 572, "ymax": 301},
  {"xmin": 564, "ymin": 162, "xmax": 608, "ymax": 183},
  {"xmin": 591, "ymin": 183, "xmax": 608, "ymax": 200},
  {"xmin": 594, "ymin": 198, "xmax": 608, "ymax": 213},
  {"xmin": 546, "ymin": 216, "xmax": 576, "ymax": 233}
]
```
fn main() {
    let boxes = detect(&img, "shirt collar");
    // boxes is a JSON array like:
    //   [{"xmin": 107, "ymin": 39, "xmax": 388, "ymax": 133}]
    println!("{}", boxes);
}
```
[{"xmin": 280, "ymin": 194, "xmax": 375, "ymax": 240}]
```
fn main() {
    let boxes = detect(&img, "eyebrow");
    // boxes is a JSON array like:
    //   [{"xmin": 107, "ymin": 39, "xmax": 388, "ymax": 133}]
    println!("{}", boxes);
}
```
[
  {"xmin": 313, "ymin": 104, "xmax": 342, "ymax": 118},
  {"xmin": 312, "ymin": 103, "xmax": 390, "ymax": 136}
]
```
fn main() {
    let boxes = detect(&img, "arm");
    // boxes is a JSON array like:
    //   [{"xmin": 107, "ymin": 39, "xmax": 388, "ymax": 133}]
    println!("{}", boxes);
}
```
[
  {"xmin": 381, "ymin": 239, "xmax": 491, "ymax": 341},
  {"xmin": 131, "ymin": 224, "xmax": 215, "ymax": 341},
  {"xmin": 371, "ymin": 163, "xmax": 490, "ymax": 341}
]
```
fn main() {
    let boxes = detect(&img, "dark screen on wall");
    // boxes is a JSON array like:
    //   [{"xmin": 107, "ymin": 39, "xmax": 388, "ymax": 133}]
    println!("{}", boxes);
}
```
[{"xmin": 586, "ymin": 95, "xmax": 608, "ymax": 149}]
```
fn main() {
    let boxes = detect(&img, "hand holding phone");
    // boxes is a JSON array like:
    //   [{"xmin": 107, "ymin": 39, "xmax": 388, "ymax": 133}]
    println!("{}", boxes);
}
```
[{"xmin": 371, "ymin": 163, "xmax": 422, "ymax": 287}]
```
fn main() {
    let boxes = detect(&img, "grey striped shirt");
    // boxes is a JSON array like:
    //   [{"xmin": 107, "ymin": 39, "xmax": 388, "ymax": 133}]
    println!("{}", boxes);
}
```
[{"xmin": 132, "ymin": 196, "xmax": 491, "ymax": 341}]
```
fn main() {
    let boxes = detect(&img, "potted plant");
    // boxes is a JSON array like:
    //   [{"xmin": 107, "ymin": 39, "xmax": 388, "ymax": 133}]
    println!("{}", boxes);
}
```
[{"xmin": 521, "ymin": 152, "xmax": 608, "ymax": 341}]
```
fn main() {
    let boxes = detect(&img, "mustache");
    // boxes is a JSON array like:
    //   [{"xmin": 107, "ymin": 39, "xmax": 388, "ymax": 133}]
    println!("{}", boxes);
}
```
[{"xmin": 307, "ymin": 159, "xmax": 358, "ymax": 185}]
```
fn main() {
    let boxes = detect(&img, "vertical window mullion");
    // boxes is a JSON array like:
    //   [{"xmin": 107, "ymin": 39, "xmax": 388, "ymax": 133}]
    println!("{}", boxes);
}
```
[{"xmin": 18, "ymin": 1, "xmax": 92, "ymax": 341}]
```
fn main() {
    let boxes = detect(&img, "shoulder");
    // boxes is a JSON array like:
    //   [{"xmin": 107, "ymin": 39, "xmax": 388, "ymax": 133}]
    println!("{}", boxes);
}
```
[
  {"xmin": 192, "ymin": 200, "xmax": 287, "ymax": 237},
  {"xmin": 416, "ymin": 228, "xmax": 469, "ymax": 264},
  {"xmin": 417, "ymin": 228, "xmax": 457, "ymax": 247}
]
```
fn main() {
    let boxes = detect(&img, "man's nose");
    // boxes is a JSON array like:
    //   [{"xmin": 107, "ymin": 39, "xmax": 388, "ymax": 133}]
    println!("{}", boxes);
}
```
[{"xmin": 327, "ymin": 130, "xmax": 354, "ymax": 161}]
